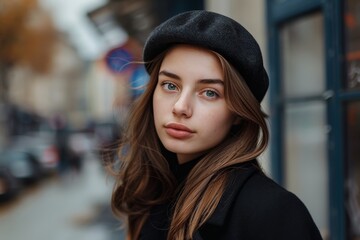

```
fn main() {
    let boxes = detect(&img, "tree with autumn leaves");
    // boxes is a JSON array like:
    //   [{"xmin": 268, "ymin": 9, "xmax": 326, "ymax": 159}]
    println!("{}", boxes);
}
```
[{"xmin": 0, "ymin": 0, "xmax": 57, "ymax": 103}]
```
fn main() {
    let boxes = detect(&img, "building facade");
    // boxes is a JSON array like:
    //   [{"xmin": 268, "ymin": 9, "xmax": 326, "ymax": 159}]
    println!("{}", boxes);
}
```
[{"xmin": 206, "ymin": 0, "xmax": 359, "ymax": 239}]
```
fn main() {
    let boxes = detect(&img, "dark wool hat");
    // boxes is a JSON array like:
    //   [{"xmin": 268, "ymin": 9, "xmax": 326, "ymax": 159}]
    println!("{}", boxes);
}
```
[{"xmin": 143, "ymin": 10, "xmax": 269, "ymax": 102}]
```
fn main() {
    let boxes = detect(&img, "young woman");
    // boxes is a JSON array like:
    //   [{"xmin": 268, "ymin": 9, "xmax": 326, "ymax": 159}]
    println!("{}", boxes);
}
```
[{"xmin": 110, "ymin": 10, "xmax": 323, "ymax": 240}]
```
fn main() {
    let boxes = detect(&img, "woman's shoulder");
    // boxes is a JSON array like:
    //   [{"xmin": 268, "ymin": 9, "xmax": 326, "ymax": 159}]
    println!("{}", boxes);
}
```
[
  {"xmin": 226, "ymin": 161, "xmax": 302, "ymax": 207},
  {"xmin": 230, "ymin": 169, "xmax": 323, "ymax": 239},
  {"xmin": 236, "ymin": 171, "xmax": 309, "ymax": 214}
]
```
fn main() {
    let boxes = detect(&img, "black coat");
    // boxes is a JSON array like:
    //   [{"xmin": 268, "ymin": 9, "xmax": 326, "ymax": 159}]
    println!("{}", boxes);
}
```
[
  {"xmin": 194, "ymin": 163, "xmax": 323, "ymax": 240},
  {"xmin": 141, "ymin": 160, "xmax": 323, "ymax": 240}
]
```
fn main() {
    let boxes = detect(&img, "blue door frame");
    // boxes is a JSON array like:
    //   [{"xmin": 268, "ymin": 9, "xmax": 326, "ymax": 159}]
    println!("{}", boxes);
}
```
[
  {"xmin": 158, "ymin": 0, "xmax": 204, "ymax": 21},
  {"xmin": 266, "ymin": 0, "xmax": 347, "ymax": 239}
]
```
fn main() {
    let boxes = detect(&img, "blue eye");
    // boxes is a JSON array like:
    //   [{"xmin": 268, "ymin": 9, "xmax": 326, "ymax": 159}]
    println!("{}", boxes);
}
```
[
  {"xmin": 204, "ymin": 90, "xmax": 218, "ymax": 98},
  {"xmin": 161, "ymin": 82, "xmax": 178, "ymax": 91},
  {"xmin": 167, "ymin": 83, "xmax": 177, "ymax": 90}
]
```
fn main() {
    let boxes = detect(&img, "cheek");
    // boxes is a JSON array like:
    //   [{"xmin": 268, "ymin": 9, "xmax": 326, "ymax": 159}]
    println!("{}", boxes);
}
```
[{"xmin": 206, "ymin": 111, "xmax": 234, "ymax": 133}]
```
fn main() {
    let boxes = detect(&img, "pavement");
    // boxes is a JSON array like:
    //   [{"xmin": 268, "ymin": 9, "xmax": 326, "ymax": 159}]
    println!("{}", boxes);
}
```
[{"xmin": 0, "ymin": 154, "xmax": 125, "ymax": 240}]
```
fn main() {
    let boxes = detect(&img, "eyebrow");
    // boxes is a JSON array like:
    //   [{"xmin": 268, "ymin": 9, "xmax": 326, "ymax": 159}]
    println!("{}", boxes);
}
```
[
  {"xmin": 158, "ymin": 70, "xmax": 224, "ymax": 85},
  {"xmin": 159, "ymin": 70, "xmax": 180, "ymax": 80}
]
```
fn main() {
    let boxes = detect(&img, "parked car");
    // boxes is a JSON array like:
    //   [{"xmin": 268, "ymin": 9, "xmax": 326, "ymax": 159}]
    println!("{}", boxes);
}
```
[
  {"xmin": 11, "ymin": 131, "xmax": 60, "ymax": 176},
  {"xmin": 0, "ymin": 163, "xmax": 21, "ymax": 202},
  {"xmin": 0, "ymin": 149, "xmax": 42, "ymax": 184}
]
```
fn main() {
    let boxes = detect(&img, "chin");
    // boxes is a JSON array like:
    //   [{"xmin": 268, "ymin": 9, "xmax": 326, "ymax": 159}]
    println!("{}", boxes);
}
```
[{"xmin": 162, "ymin": 144, "xmax": 184, "ymax": 154}]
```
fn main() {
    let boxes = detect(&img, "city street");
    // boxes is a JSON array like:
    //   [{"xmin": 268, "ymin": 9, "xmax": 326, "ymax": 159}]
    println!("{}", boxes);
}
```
[{"xmin": 0, "ymin": 154, "xmax": 125, "ymax": 240}]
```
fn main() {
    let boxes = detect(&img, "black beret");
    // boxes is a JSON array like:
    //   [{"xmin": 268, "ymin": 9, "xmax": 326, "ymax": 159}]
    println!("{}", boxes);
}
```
[{"xmin": 143, "ymin": 10, "xmax": 269, "ymax": 102}]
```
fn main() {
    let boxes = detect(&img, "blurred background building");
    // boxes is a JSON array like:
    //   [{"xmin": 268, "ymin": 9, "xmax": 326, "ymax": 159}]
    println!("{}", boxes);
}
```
[{"xmin": 0, "ymin": 0, "xmax": 359, "ymax": 240}]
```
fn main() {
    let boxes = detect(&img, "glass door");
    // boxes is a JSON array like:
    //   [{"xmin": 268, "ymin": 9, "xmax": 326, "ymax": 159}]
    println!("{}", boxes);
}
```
[
  {"xmin": 344, "ymin": 1, "xmax": 360, "ymax": 239},
  {"xmin": 279, "ymin": 12, "xmax": 329, "ymax": 238},
  {"xmin": 267, "ymin": 0, "xmax": 359, "ymax": 239}
]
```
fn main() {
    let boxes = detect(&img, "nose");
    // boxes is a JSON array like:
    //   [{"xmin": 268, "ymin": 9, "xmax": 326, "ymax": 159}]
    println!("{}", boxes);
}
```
[{"xmin": 172, "ymin": 91, "xmax": 193, "ymax": 118}]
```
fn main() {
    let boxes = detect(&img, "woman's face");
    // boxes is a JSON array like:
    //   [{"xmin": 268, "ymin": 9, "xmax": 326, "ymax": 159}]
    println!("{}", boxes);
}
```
[{"xmin": 153, "ymin": 45, "xmax": 236, "ymax": 164}]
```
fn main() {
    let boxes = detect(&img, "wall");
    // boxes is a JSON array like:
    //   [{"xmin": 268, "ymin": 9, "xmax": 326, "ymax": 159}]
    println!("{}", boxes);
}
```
[{"xmin": 7, "ymin": 35, "xmax": 86, "ymax": 127}]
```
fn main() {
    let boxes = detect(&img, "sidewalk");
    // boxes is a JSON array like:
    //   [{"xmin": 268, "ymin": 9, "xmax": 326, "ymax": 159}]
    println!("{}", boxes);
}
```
[{"xmin": 0, "ymin": 154, "xmax": 125, "ymax": 240}]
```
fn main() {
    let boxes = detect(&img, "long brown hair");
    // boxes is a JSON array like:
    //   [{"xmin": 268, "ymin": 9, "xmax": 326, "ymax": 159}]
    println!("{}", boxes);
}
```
[{"xmin": 110, "ymin": 47, "xmax": 269, "ymax": 239}]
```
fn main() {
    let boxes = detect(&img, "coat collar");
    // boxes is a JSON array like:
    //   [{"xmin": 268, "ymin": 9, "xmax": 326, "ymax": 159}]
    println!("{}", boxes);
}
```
[
  {"xmin": 205, "ymin": 160, "xmax": 259, "ymax": 226},
  {"xmin": 193, "ymin": 160, "xmax": 259, "ymax": 240}
]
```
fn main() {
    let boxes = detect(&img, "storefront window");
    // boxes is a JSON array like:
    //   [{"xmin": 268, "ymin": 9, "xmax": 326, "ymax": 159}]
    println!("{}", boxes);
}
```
[
  {"xmin": 284, "ymin": 101, "xmax": 329, "ymax": 238},
  {"xmin": 344, "ymin": 0, "xmax": 360, "ymax": 90},
  {"xmin": 280, "ymin": 12, "xmax": 329, "ymax": 238},
  {"xmin": 346, "ymin": 101, "xmax": 360, "ymax": 239},
  {"xmin": 281, "ymin": 12, "xmax": 325, "ymax": 98}
]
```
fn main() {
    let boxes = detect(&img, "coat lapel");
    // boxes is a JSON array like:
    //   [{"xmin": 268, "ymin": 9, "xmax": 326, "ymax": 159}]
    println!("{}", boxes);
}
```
[
  {"xmin": 193, "ymin": 161, "xmax": 259, "ymax": 239},
  {"xmin": 206, "ymin": 164, "xmax": 258, "ymax": 226}
]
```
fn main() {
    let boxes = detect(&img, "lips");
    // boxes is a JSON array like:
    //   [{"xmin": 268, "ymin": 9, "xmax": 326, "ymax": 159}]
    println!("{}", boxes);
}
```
[{"xmin": 164, "ymin": 123, "xmax": 195, "ymax": 139}]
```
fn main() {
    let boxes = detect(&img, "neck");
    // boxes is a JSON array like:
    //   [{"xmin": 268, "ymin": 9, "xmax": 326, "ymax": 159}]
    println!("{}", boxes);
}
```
[{"xmin": 177, "ymin": 152, "xmax": 206, "ymax": 164}]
